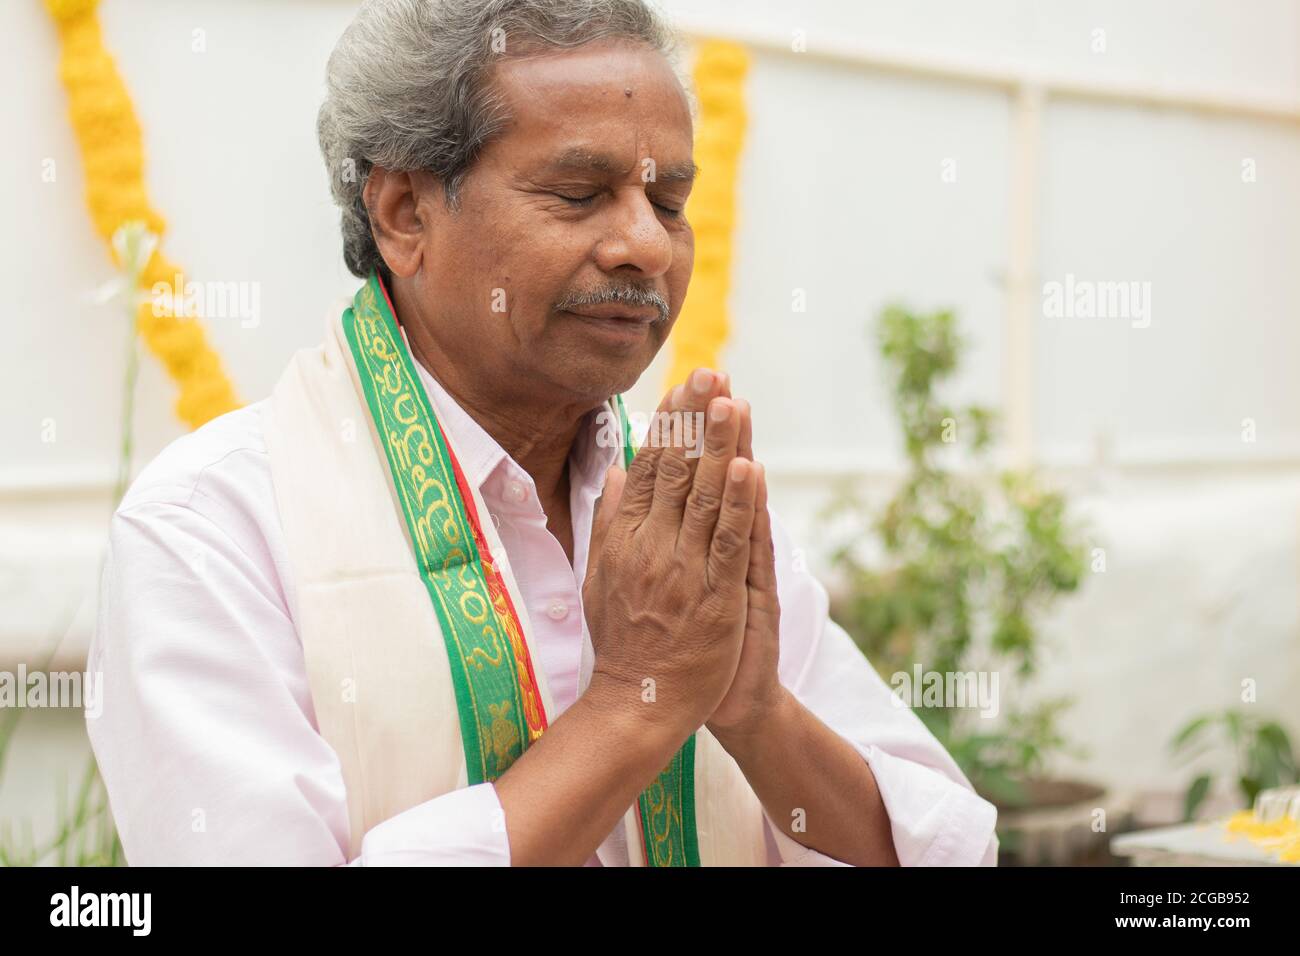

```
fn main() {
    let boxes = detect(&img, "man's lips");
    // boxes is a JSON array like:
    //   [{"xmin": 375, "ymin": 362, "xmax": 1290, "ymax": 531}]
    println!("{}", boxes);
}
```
[
  {"xmin": 560, "ymin": 307, "xmax": 658, "ymax": 346},
  {"xmin": 561, "ymin": 303, "xmax": 661, "ymax": 324}
]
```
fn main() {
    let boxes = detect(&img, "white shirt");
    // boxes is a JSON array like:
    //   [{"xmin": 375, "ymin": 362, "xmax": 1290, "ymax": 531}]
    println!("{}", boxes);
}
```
[{"xmin": 88, "ymin": 359, "xmax": 998, "ymax": 866}]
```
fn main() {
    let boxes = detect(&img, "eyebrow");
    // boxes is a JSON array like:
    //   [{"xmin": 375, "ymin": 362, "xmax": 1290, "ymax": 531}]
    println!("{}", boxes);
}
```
[{"xmin": 540, "ymin": 147, "xmax": 698, "ymax": 185}]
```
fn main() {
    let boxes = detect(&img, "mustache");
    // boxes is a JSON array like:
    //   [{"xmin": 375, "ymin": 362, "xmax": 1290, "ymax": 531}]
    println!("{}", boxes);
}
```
[{"xmin": 554, "ymin": 283, "xmax": 671, "ymax": 324}]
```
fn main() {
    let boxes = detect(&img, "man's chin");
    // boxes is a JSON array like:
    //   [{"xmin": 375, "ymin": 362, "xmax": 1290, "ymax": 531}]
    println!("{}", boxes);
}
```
[{"xmin": 548, "ymin": 351, "xmax": 656, "ymax": 406}]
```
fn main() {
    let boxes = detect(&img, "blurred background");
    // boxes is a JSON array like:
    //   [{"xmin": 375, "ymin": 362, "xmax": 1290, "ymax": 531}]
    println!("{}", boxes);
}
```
[{"xmin": 3, "ymin": 0, "xmax": 1299, "ymax": 864}]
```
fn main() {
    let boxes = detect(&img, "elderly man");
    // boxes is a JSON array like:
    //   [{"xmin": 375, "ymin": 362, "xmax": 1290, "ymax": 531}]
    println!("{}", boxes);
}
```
[{"xmin": 90, "ymin": 0, "xmax": 997, "ymax": 866}]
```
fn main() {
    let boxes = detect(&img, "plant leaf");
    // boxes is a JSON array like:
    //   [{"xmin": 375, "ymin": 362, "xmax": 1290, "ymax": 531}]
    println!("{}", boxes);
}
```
[{"xmin": 1184, "ymin": 773, "xmax": 1213, "ymax": 821}]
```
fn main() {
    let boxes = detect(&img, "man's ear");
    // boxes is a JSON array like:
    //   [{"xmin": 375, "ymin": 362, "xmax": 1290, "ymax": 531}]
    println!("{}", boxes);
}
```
[{"xmin": 364, "ymin": 168, "xmax": 439, "ymax": 279}]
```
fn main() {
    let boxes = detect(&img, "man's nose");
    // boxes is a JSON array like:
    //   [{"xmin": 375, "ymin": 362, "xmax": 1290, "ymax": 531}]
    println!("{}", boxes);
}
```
[{"xmin": 593, "ymin": 188, "xmax": 674, "ymax": 278}]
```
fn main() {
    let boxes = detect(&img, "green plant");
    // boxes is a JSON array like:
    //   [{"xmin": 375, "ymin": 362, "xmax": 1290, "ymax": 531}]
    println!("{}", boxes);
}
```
[
  {"xmin": 0, "ymin": 607, "xmax": 124, "ymax": 867},
  {"xmin": 0, "ymin": 225, "xmax": 151, "ymax": 867},
  {"xmin": 1170, "ymin": 710, "xmax": 1299, "ymax": 820},
  {"xmin": 0, "ymin": 754, "xmax": 124, "ymax": 867},
  {"xmin": 826, "ymin": 305, "xmax": 1087, "ymax": 807}
]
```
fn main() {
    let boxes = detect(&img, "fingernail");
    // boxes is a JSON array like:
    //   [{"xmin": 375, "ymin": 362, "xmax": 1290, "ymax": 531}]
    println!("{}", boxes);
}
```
[
  {"xmin": 709, "ymin": 399, "xmax": 731, "ymax": 423},
  {"xmin": 730, "ymin": 458, "xmax": 750, "ymax": 481},
  {"xmin": 671, "ymin": 384, "xmax": 685, "ymax": 406},
  {"xmin": 691, "ymin": 368, "xmax": 715, "ymax": 395}
]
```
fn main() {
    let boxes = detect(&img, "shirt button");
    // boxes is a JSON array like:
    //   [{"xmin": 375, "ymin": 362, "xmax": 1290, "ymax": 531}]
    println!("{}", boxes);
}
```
[
  {"xmin": 546, "ymin": 600, "xmax": 569, "ymax": 621},
  {"xmin": 504, "ymin": 479, "xmax": 529, "ymax": 504}
]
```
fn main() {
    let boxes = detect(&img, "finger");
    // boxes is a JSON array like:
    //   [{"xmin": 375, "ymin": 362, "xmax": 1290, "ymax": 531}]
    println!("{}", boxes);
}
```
[
  {"xmin": 743, "ymin": 464, "xmax": 781, "ymax": 658},
  {"xmin": 708, "ymin": 457, "xmax": 758, "ymax": 590},
  {"xmin": 641, "ymin": 381, "xmax": 680, "ymax": 460},
  {"xmin": 665, "ymin": 369, "xmax": 730, "ymax": 458},
  {"xmin": 613, "ymin": 387, "xmax": 678, "ymax": 530},
  {"xmin": 736, "ymin": 398, "xmax": 753, "ymax": 462},
  {"xmin": 646, "ymin": 438, "xmax": 696, "ymax": 528},
  {"xmin": 589, "ymin": 465, "xmax": 626, "ymax": 565},
  {"xmin": 747, "ymin": 463, "xmax": 779, "ymax": 598},
  {"xmin": 616, "ymin": 442, "xmax": 659, "ymax": 528},
  {"xmin": 647, "ymin": 367, "xmax": 729, "ymax": 527},
  {"xmin": 679, "ymin": 397, "xmax": 742, "ymax": 551}
]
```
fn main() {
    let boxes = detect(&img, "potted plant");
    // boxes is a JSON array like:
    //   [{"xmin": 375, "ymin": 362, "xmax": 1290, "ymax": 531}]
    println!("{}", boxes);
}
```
[
  {"xmin": 824, "ymin": 305, "xmax": 1112, "ymax": 864},
  {"xmin": 1171, "ymin": 709, "xmax": 1299, "ymax": 821}
]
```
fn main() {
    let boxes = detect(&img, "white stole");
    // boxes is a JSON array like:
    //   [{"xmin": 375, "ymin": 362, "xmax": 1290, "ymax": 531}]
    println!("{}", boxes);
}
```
[{"xmin": 263, "ymin": 309, "xmax": 768, "ymax": 865}]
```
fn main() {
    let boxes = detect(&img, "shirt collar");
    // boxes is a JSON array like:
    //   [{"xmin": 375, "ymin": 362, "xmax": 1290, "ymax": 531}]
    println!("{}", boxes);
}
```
[
  {"xmin": 409, "ymin": 356, "xmax": 620, "ymax": 495},
  {"xmin": 410, "ymin": 359, "xmax": 507, "ymax": 488}
]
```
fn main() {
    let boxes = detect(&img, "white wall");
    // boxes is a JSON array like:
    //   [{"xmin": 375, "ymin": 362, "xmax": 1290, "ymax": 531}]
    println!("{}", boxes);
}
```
[{"xmin": 3, "ymin": 0, "xmax": 1299, "ymax": 798}]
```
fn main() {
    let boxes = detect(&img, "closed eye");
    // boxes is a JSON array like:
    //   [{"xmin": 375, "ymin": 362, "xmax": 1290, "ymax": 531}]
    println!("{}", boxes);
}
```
[
  {"xmin": 553, "ymin": 192, "xmax": 683, "ymax": 218},
  {"xmin": 554, "ymin": 192, "xmax": 598, "ymax": 207}
]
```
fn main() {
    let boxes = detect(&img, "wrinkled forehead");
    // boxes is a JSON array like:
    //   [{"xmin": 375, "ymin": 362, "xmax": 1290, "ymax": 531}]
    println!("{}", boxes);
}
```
[{"xmin": 483, "ymin": 38, "xmax": 695, "ymax": 174}]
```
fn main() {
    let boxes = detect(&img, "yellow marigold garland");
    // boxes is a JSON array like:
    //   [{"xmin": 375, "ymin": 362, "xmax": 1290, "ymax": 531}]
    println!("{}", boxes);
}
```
[
  {"xmin": 44, "ymin": 0, "xmax": 240, "ymax": 429},
  {"xmin": 664, "ymin": 40, "xmax": 750, "ymax": 389}
]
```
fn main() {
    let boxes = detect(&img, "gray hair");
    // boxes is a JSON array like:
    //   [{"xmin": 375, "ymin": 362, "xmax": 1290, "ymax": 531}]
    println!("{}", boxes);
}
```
[{"xmin": 317, "ymin": 0, "xmax": 686, "ymax": 278}]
